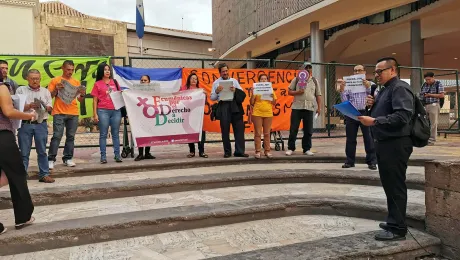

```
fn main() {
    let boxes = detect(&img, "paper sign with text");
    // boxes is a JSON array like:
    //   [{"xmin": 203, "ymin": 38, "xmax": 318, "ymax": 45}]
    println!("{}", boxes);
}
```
[
  {"xmin": 343, "ymin": 74, "xmax": 366, "ymax": 93},
  {"xmin": 253, "ymin": 82, "xmax": 273, "ymax": 95}
]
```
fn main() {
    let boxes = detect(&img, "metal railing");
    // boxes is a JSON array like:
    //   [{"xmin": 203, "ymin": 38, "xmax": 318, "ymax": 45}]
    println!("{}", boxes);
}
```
[{"xmin": 8, "ymin": 55, "xmax": 457, "ymax": 148}]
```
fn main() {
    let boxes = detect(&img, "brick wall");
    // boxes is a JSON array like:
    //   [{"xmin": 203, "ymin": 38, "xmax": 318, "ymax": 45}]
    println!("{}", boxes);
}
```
[
  {"xmin": 50, "ymin": 29, "xmax": 114, "ymax": 56},
  {"xmin": 425, "ymin": 160, "xmax": 460, "ymax": 260},
  {"xmin": 35, "ymin": 13, "xmax": 128, "ymax": 57}
]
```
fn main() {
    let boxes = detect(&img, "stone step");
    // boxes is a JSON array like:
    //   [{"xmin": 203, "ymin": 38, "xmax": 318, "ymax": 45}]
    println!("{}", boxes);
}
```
[
  {"xmin": 0, "ymin": 195, "xmax": 426, "ymax": 256},
  {"xmin": 30, "ymin": 155, "xmax": 427, "ymax": 178},
  {"xmin": 0, "ymin": 164, "xmax": 424, "ymax": 209},
  {"xmin": 2, "ymin": 216, "xmax": 440, "ymax": 260},
  {"xmin": 208, "ymin": 229, "xmax": 441, "ymax": 260},
  {"xmin": 0, "ymin": 183, "xmax": 425, "ymax": 227}
]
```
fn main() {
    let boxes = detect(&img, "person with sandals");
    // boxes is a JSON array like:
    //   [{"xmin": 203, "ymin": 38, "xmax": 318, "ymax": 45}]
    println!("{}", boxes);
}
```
[
  {"xmin": 182, "ymin": 73, "xmax": 208, "ymax": 158},
  {"xmin": 250, "ymin": 74, "xmax": 277, "ymax": 159},
  {"xmin": 0, "ymin": 74, "xmax": 36, "ymax": 234},
  {"xmin": 134, "ymin": 75, "xmax": 155, "ymax": 161}
]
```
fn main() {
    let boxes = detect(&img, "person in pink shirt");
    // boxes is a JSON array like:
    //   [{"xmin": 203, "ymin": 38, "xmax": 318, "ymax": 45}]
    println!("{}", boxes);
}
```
[
  {"xmin": 91, "ymin": 63, "xmax": 122, "ymax": 164},
  {"xmin": 181, "ymin": 73, "xmax": 207, "ymax": 158}
]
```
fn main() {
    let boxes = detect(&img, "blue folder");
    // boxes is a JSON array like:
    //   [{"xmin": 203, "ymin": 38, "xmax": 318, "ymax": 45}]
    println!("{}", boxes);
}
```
[{"xmin": 333, "ymin": 101, "xmax": 362, "ymax": 121}]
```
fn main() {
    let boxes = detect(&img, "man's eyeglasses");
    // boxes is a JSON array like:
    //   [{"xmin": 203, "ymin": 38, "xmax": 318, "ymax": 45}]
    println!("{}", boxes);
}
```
[{"xmin": 373, "ymin": 67, "xmax": 392, "ymax": 75}]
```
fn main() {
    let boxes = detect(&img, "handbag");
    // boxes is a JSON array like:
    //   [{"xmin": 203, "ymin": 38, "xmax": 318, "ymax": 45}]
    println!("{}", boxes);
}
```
[{"xmin": 0, "ymin": 170, "xmax": 8, "ymax": 188}]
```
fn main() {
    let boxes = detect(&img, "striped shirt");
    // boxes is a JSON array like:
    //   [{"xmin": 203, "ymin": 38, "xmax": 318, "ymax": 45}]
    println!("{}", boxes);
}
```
[
  {"xmin": 420, "ymin": 81, "xmax": 444, "ymax": 104},
  {"xmin": 340, "ymin": 87, "xmax": 372, "ymax": 110}
]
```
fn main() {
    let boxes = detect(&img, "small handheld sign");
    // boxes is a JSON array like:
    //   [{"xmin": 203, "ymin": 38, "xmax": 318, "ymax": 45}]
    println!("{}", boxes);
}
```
[{"xmin": 297, "ymin": 70, "xmax": 309, "ymax": 89}]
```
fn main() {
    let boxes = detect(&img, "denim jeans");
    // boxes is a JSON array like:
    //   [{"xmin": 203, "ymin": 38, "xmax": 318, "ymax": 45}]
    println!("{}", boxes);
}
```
[
  {"xmin": 97, "ymin": 109, "xmax": 122, "ymax": 160},
  {"xmin": 18, "ymin": 122, "xmax": 49, "ymax": 178},
  {"xmin": 48, "ymin": 114, "xmax": 79, "ymax": 163}
]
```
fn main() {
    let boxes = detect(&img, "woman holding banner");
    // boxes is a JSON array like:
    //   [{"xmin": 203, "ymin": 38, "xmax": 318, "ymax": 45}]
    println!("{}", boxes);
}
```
[
  {"xmin": 0, "ymin": 75, "xmax": 36, "ymax": 234},
  {"xmin": 92, "ymin": 63, "xmax": 123, "ymax": 164},
  {"xmin": 250, "ymin": 74, "xmax": 277, "ymax": 159},
  {"xmin": 135, "ymin": 75, "xmax": 155, "ymax": 161},
  {"xmin": 182, "ymin": 73, "xmax": 208, "ymax": 158}
]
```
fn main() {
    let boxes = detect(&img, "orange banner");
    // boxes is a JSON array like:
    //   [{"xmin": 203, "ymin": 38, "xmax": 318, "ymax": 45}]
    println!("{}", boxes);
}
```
[{"xmin": 182, "ymin": 69, "xmax": 299, "ymax": 133}]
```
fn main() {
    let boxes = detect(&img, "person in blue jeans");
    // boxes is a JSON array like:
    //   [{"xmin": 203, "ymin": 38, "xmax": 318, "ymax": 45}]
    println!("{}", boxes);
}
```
[
  {"xmin": 17, "ymin": 69, "xmax": 55, "ymax": 183},
  {"xmin": 47, "ymin": 60, "xmax": 85, "ymax": 169},
  {"xmin": 91, "ymin": 63, "xmax": 122, "ymax": 164}
]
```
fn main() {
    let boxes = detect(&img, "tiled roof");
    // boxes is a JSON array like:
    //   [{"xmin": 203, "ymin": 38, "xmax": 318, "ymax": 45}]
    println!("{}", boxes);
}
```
[
  {"xmin": 41, "ymin": 1, "xmax": 212, "ymax": 37},
  {"xmin": 41, "ymin": 1, "xmax": 90, "ymax": 18}
]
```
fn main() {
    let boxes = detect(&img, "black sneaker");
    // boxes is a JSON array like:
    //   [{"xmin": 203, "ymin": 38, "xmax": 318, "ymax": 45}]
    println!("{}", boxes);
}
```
[
  {"xmin": 0, "ymin": 223, "xmax": 6, "ymax": 235},
  {"xmin": 234, "ymin": 153, "xmax": 249, "ymax": 158},
  {"xmin": 114, "ymin": 157, "xmax": 123, "ymax": 163},
  {"xmin": 144, "ymin": 153, "xmax": 156, "ymax": 159},
  {"xmin": 368, "ymin": 164, "xmax": 377, "ymax": 170},
  {"xmin": 342, "ymin": 163, "xmax": 355, "ymax": 168}
]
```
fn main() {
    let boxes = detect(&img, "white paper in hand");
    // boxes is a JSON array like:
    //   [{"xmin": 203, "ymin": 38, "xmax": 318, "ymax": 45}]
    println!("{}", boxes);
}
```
[
  {"xmin": 219, "ymin": 80, "xmax": 234, "ymax": 101},
  {"xmin": 110, "ymin": 91, "xmax": 125, "ymax": 110}
]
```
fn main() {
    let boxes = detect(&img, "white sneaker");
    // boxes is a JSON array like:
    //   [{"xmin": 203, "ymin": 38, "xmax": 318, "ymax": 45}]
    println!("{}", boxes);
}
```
[
  {"xmin": 48, "ymin": 161, "xmax": 54, "ymax": 170},
  {"xmin": 285, "ymin": 150, "xmax": 294, "ymax": 156},
  {"xmin": 304, "ymin": 150, "xmax": 314, "ymax": 156},
  {"xmin": 64, "ymin": 160, "xmax": 76, "ymax": 167}
]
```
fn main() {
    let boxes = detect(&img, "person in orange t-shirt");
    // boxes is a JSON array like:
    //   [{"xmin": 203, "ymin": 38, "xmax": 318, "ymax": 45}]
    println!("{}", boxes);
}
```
[{"xmin": 47, "ymin": 60, "xmax": 85, "ymax": 169}]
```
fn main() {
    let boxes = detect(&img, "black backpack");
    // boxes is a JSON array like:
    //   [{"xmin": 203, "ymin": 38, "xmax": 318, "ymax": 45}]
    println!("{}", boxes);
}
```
[
  {"xmin": 411, "ymin": 94, "xmax": 431, "ymax": 148},
  {"xmin": 436, "ymin": 82, "xmax": 445, "ymax": 108}
]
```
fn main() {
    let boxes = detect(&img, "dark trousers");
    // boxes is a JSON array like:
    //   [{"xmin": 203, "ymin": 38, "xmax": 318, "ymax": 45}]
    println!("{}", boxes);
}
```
[
  {"xmin": 220, "ymin": 115, "xmax": 245, "ymax": 155},
  {"xmin": 0, "ymin": 130, "xmax": 34, "ymax": 224},
  {"xmin": 287, "ymin": 109, "xmax": 314, "ymax": 152},
  {"xmin": 138, "ymin": 147, "xmax": 151, "ymax": 156},
  {"xmin": 188, "ymin": 131, "xmax": 206, "ymax": 154},
  {"xmin": 345, "ymin": 115, "xmax": 377, "ymax": 165},
  {"xmin": 375, "ymin": 136, "xmax": 413, "ymax": 236}
]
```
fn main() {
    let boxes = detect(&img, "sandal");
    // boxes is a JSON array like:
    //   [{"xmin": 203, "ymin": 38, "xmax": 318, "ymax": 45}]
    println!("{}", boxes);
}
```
[
  {"xmin": 265, "ymin": 153, "xmax": 273, "ymax": 159},
  {"xmin": 15, "ymin": 216, "xmax": 35, "ymax": 230},
  {"xmin": 199, "ymin": 153, "xmax": 208, "ymax": 158},
  {"xmin": 187, "ymin": 153, "xmax": 195, "ymax": 158},
  {"xmin": 254, "ymin": 152, "xmax": 261, "ymax": 159}
]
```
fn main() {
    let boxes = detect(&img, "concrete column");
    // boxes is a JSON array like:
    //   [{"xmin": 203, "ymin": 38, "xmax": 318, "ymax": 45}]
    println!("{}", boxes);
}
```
[
  {"xmin": 246, "ymin": 51, "xmax": 256, "ymax": 69},
  {"xmin": 310, "ymin": 21, "xmax": 325, "ymax": 128},
  {"xmin": 410, "ymin": 19, "xmax": 424, "ymax": 92}
]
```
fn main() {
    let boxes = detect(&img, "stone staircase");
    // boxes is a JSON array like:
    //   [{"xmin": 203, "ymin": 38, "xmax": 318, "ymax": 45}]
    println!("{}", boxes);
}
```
[{"xmin": 0, "ymin": 157, "xmax": 443, "ymax": 259}]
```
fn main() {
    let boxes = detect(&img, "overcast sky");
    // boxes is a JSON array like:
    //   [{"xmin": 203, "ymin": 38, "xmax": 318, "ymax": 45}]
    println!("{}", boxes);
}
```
[{"xmin": 40, "ymin": 0, "xmax": 212, "ymax": 34}]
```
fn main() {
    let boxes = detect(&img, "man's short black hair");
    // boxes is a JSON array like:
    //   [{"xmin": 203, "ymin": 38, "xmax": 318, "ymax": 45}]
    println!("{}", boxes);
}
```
[
  {"xmin": 218, "ymin": 63, "xmax": 228, "ymax": 73},
  {"xmin": 377, "ymin": 57, "xmax": 398, "ymax": 68},
  {"xmin": 305, "ymin": 64, "xmax": 312, "ymax": 69},
  {"xmin": 62, "ymin": 60, "xmax": 74, "ymax": 67},
  {"xmin": 424, "ymin": 72, "xmax": 435, "ymax": 78},
  {"xmin": 0, "ymin": 60, "xmax": 8, "ymax": 66}
]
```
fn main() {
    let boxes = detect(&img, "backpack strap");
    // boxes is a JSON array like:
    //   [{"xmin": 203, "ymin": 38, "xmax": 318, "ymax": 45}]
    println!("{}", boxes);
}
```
[{"xmin": 113, "ymin": 79, "xmax": 121, "ymax": 91}]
